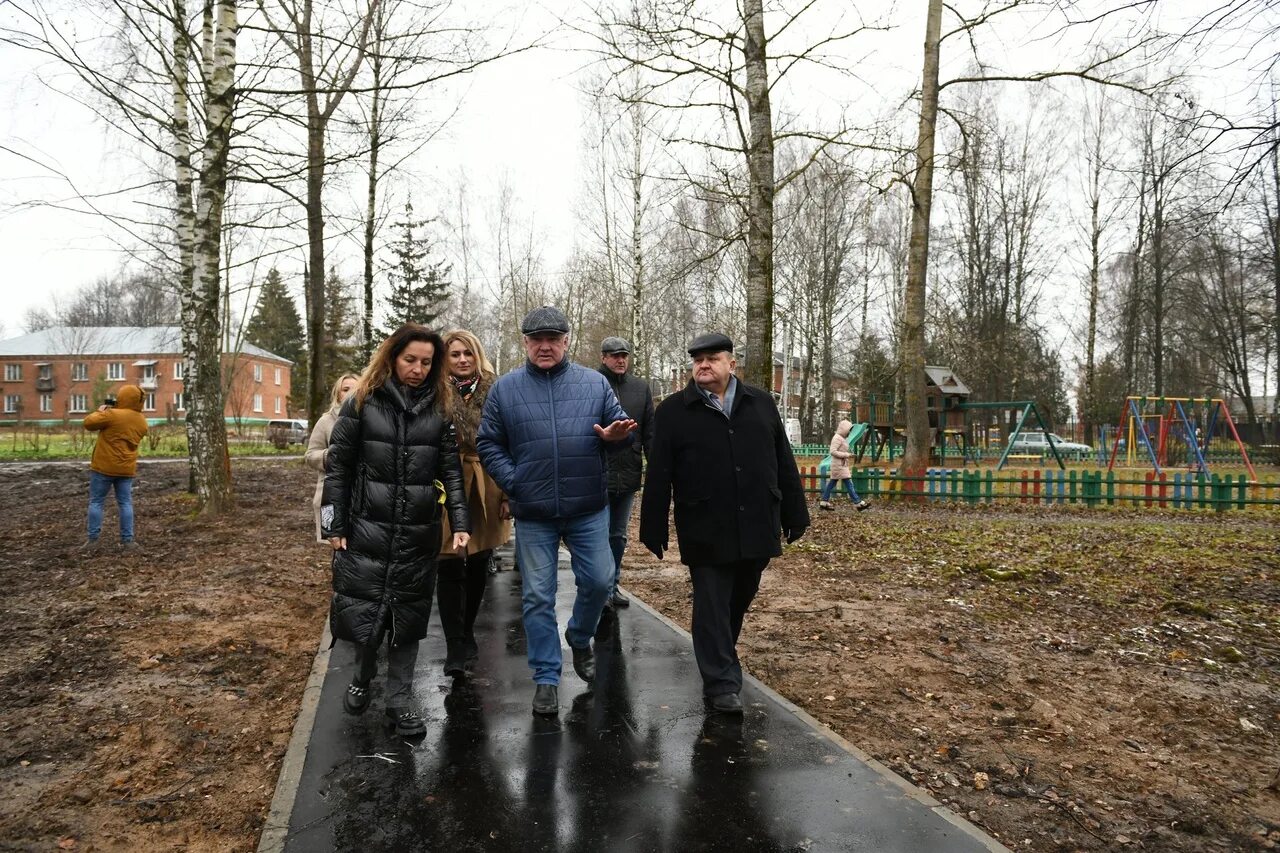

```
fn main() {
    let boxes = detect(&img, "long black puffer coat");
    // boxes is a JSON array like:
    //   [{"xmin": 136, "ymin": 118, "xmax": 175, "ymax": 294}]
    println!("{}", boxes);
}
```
[{"xmin": 321, "ymin": 380, "xmax": 470, "ymax": 646}]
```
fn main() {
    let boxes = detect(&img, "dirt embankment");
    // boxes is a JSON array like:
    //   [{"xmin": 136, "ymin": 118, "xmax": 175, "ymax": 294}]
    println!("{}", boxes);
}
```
[{"xmin": 0, "ymin": 460, "xmax": 328, "ymax": 852}]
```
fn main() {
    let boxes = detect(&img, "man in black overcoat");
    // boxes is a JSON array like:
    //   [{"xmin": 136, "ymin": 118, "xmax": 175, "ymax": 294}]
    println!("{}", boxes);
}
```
[{"xmin": 639, "ymin": 333, "xmax": 810, "ymax": 714}]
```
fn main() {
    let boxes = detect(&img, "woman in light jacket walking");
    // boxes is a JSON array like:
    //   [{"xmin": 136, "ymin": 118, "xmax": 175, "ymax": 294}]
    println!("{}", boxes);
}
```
[
  {"xmin": 304, "ymin": 373, "xmax": 359, "ymax": 542},
  {"xmin": 436, "ymin": 329, "xmax": 512, "ymax": 676},
  {"xmin": 818, "ymin": 419, "xmax": 870, "ymax": 512}
]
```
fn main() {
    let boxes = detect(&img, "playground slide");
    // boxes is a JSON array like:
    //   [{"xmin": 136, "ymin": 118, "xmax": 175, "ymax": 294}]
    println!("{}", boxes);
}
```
[
  {"xmin": 846, "ymin": 423, "xmax": 869, "ymax": 449},
  {"xmin": 818, "ymin": 424, "xmax": 871, "ymax": 477}
]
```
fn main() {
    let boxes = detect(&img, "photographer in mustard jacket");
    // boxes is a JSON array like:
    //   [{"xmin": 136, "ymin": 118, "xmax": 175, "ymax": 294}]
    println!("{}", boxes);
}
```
[{"xmin": 82, "ymin": 384, "xmax": 149, "ymax": 551}]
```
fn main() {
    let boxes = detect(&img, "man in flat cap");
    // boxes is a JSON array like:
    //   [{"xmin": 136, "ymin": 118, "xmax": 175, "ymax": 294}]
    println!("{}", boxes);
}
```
[
  {"xmin": 477, "ymin": 306, "xmax": 637, "ymax": 716},
  {"xmin": 639, "ymin": 332, "xmax": 809, "ymax": 714},
  {"xmin": 597, "ymin": 336, "xmax": 654, "ymax": 613}
]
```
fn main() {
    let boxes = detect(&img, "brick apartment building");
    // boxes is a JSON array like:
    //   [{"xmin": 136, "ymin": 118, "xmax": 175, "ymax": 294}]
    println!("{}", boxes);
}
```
[{"xmin": 0, "ymin": 326, "xmax": 293, "ymax": 425}]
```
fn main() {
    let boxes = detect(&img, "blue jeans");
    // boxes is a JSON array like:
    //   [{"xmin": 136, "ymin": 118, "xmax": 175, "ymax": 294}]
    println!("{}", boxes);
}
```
[
  {"xmin": 514, "ymin": 507, "xmax": 613, "ymax": 685},
  {"xmin": 820, "ymin": 477, "xmax": 861, "ymax": 503},
  {"xmin": 607, "ymin": 490, "xmax": 637, "ymax": 595},
  {"xmin": 87, "ymin": 471, "xmax": 135, "ymax": 542}
]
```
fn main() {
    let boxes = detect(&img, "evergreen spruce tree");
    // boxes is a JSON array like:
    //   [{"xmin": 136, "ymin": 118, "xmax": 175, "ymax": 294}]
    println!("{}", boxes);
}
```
[
  {"xmin": 244, "ymin": 267, "xmax": 307, "ymax": 410},
  {"xmin": 323, "ymin": 266, "xmax": 362, "ymax": 386},
  {"xmin": 382, "ymin": 201, "xmax": 451, "ymax": 334}
]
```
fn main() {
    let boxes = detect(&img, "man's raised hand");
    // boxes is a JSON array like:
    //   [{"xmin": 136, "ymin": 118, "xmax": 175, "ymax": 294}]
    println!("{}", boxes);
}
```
[{"xmin": 594, "ymin": 418, "xmax": 638, "ymax": 442}]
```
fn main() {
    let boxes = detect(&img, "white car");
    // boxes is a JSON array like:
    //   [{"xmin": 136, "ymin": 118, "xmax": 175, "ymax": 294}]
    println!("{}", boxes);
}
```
[{"xmin": 1006, "ymin": 430, "xmax": 1092, "ymax": 460}]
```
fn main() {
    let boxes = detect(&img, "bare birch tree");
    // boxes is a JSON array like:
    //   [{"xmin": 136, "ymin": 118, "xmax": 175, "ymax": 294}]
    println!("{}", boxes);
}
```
[
  {"xmin": 897, "ymin": 0, "xmax": 1163, "ymax": 474},
  {"xmin": 590, "ymin": 0, "xmax": 882, "ymax": 390}
]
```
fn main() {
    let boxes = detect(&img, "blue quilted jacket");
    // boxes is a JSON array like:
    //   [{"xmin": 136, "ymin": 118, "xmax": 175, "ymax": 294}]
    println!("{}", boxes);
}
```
[{"xmin": 477, "ymin": 358, "xmax": 630, "ymax": 520}]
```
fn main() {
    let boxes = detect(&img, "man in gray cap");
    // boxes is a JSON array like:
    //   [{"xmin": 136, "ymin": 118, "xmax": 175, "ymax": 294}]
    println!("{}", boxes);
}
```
[
  {"xmin": 477, "ymin": 306, "xmax": 638, "ymax": 716},
  {"xmin": 639, "ymin": 332, "xmax": 809, "ymax": 714},
  {"xmin": 597, "ymin": 336, "xmax": 655, "ymax": 611}
]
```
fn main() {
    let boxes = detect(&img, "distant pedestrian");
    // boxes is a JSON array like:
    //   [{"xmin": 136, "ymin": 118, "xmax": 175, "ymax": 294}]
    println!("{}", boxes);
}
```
[
  {"xmin": 435, "ymin": 329, "xmax": 511, "ymax": 677},
  {"xmin": 818, "ymin": 419, "xmax": 870, "ymax": 512},
  {"xmin": 82, "ymin": 385, "xmax": 149, "ymax": 551},
  {"xmin": 640, "ymin": 333, "xmax": 809, "ymax": 715},
  {"xmin": 597, "ymin": 336, "xmax": 654, "ymax": 612},
  {"xmin": 476, "ymin": 306, "xmax": 637, "ymax": 716},
  {"xmin": 321, "ymin": 324, "xmax": 471, "ymax": 737},
  {"xmin": 304, "ymin": 372, "xmax": 359, "ymax": 542}
]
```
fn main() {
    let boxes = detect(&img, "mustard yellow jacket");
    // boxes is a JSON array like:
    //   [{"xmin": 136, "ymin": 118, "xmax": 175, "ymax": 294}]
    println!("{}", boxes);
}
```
[{"xmin": 83, "ymin": 385, "xmax": 149, "ymax": 477}]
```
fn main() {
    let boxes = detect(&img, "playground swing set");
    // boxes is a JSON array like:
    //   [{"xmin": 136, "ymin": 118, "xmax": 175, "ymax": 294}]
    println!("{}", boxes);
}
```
[{"xmin": 1105, "ymin": 396, "xmax": 1257, "ymax": 481}]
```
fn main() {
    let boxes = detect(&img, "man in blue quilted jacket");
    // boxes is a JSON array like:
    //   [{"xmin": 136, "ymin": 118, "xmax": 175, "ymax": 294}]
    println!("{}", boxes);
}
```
[{"xmin": 477, "ymin": 306, "xmax": 637, "ymax": 716}]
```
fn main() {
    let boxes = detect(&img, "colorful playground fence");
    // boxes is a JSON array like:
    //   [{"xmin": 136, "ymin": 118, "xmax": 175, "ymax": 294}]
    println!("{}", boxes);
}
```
[{"xmin": 798, "ymin": 466, "xmax": 1280, "ymax": 512}]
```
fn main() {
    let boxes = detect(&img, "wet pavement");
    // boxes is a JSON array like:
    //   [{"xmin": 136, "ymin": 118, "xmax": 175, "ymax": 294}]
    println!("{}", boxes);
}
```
[{"xmin": 275, "ymin": 548, "xmax": 1006, "ymax": 853}]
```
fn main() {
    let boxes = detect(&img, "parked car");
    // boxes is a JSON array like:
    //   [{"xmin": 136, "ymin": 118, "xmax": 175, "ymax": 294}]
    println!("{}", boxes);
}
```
[
  {"xmin": 266, "ymin": 418, "xmax": 309, "ymax": 448},
  {"xmin": 1006, "ymin": 430, "xmax": 1093, "ymax": 461}
]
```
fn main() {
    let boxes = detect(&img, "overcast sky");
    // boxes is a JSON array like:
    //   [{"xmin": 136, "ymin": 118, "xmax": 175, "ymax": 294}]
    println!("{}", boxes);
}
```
[{"xmin": 0, "ymin": 1, "xmax": 1269, "ymax": 347}]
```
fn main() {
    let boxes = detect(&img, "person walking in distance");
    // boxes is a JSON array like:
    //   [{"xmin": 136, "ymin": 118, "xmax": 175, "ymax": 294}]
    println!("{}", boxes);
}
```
[
  {"xmin": 597, "ymin": 336, "xmax": 654, "ymax": 612},
  {"xmin": 476, "ymin": 306, "xmax": 637, "ymax": 716},
  {"xmin": 82, "ymin": 385, "xmax": 149, "ymax": 551},
  {"xmin": 435, "ymin": 329, "xmax": 511, "ymax": 677},
  {"xmin": 305, "ymin": 373, "xmax": 359, "ymax": 542},
  {"xmin": 818, "ymin": 419, "xmax": 870, "ymax": 512},
  {"xmin": 322, "ymin": 324, "xmax": 471, "ymax": 736},
  {"xmin": 640, "ymin": 333, "xmax": 809, "ymax": 715}
]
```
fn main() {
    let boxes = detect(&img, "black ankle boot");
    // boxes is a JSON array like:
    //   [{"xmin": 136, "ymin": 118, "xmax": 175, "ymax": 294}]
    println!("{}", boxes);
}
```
[{"xmin": 443, "ymin": 640, "xmax": 466, "ymax": 677}]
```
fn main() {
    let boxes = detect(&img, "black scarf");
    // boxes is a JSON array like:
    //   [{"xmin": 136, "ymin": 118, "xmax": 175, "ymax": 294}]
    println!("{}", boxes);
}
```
[{"xmin": 451, "ymin": 374, "xmax": 480, "ymax": 401}]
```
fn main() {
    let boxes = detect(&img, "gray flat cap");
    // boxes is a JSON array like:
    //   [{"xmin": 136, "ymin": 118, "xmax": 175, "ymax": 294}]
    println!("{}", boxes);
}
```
[
  {"xmin": 601, "ymin": 336, "xmax": 632, "ymax": 354},
  {"xmin": 687, "ymin": 332, "xmax": 734, "ymax": 356},
  {"xmin": 521, "ymin": 306, "xmax": 570, "ymax": 335}
]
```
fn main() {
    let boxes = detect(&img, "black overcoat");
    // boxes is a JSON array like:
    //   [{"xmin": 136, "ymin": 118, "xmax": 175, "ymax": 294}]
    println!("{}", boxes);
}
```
[
  {"xmin": 639, "ymin": 379, "xmax": 809, "ymax": 567},
  {"xmin": 321, "ymin": 381, "xmax": 470, "ymax": 646}
]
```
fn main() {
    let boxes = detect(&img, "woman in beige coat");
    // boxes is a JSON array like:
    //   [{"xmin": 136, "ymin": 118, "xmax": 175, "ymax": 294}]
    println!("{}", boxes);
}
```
[
  {"xmin": 818, "ymin": 419, "xmax": 870, "ymax": 512},
  {"xmin": 304, "ymin": 373, "xmax": 359, "ymax": 541},
  {"xmin": 436, "ymin": 329, "xmax": 512, "ymax": 676}
]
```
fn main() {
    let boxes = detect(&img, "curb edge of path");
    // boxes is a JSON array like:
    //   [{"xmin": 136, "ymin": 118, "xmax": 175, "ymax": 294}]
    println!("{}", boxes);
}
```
[
  {"xmin": 624, "ymin": 586, "xmax": 1014, "ymax": 853},
  {"xmin": 257, "ymin": 621, "xmax": 332, "ymax": 853}
]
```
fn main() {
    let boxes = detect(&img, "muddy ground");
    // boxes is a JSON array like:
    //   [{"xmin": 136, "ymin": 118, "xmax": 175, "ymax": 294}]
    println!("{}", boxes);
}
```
[{"xmin": 0, "ymin": 458, "xmax": 1277, "ymax": 852}]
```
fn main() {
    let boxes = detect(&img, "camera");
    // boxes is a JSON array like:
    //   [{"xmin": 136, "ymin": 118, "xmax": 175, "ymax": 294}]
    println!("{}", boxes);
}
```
[{"xmin": 104, "ymin": 394, "xmax": 117, "ymax": 408}]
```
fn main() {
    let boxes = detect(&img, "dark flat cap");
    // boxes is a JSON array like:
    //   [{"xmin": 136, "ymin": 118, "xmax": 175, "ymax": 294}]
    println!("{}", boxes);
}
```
[
  {"xmin": 601, "ymin": 336, "xmax": 632, "ymax": 354},
  {"xmin": 687, "ymin": 332, "xmax": 734, "ymax": 356},
  {"xmin": 521, "ymin": 306, "xmax": 570, "ymax": 335}
]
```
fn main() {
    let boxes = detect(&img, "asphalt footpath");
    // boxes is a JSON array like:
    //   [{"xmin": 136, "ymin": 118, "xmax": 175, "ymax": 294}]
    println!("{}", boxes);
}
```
[{"xmin": 260, "ymin": 546, "xmax": 1009, "ymax": 853}]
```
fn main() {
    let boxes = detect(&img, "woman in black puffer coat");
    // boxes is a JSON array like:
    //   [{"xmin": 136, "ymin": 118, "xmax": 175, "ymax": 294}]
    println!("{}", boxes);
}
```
[{"xmin": 321, "ymin": 323, "xmax": 471, "ymax": 736}]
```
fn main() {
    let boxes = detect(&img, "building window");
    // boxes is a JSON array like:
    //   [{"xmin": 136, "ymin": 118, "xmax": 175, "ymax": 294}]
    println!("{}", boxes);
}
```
[
  {"xmin": 143, "ymin": 392, "xmax": 156, "ymax": 412},
  {"xmin": 253, "ymin": 363, "xmax": 262, "ymax": 382},
  {"xmin": 107, "ymin": 362, "xmax": 125, "ymax": 380},
  {"xmin": 4, "ymin": 394, "xmax": 21, "ymax": 413},
  {"xmin": 141, "ymin": 364, "xmax": 156, "ymax": 380},
  {"xmin": 274, "ymin": 367, "xmax": 282, "ymax": 385},
  {"xmin": 174, "ymin": 361, "xmax": 186, "ymax": 380},
  {"xmin": 4, "ymin": 364, "xmax": 20, "ymax": 382},
  {"xmin": 172, "ymin": 392, "xmax": 186, "ymax": 411},
  {"xmin": 274, "ymin": 396, "xmax": 282, "ymax": 414},
  {"xmin": 70, "ymin": 394, "xmax": 88, "ymax": 413},
  {"xmin": 253, "ymin": 394, "xmax": 263, "ymax": 412},
  {"xmin": 72, "ymin": 362, "xmax": 88, "ymax": 382},
  {"xmin": 37, "ymin": 364, "xmax": 52, "ymax": 380},
  {"xmin": 39, "ymin": 394, "xmax": 52, "ymax": 413}
]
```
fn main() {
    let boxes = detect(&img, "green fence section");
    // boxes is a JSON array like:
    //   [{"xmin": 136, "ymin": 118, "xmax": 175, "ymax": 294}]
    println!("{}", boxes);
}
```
[{"xmin": 799, "ymin": 466, "xmax": 1280, "ymax": 512}]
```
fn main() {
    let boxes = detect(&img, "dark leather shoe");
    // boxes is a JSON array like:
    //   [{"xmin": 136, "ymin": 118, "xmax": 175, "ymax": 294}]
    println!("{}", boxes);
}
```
[
  {"xmin": 532, "ymin": 683, "xmax": 558, "ymax": 716},
  {"xmin": 385, "ymin": 707, "xmax": 426, "ymax": 736},
  {"xmin": 611, "ymin": 592, "xmax": 630, "ymax": 608},
  {"xmin": 704, "ymin": 692, "xmax": 744, "ymax": 715},
  {"xmin": 443, "ymin": 641, "xmax": 466, "ymax": 677},
  {"xmin": 342, "ymin": 679, "xmax": 371, "ymax": 715},
  {"xmin": 565, "ymin": 629, "xmax": 595, "ymax": 683}
]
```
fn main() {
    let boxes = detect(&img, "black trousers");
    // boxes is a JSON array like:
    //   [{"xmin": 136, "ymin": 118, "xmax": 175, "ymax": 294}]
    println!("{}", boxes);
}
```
[
  {"xmin": 689, "ymin": 559, "xmax": 768, "ymax": 697},
  {"xmin": 436, "ymin": 549, "xmax": 492, "ymax": 644}
]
